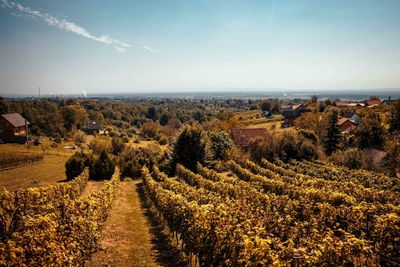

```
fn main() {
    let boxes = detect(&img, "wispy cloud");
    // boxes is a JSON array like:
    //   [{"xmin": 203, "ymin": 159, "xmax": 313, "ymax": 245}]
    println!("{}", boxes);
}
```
[
  {"xmin": 0, "ymin": 0, "xmax": 130, "ymax": 52},
  {"xmin": 141, "ymin": 41, "xmax": 159, "ymax": 53}
]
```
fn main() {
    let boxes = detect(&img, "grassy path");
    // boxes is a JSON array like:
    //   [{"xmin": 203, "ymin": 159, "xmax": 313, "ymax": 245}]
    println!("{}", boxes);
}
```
[{"xmin": 86, "ymin": 180, "xmax": 185, "ymax": 267}]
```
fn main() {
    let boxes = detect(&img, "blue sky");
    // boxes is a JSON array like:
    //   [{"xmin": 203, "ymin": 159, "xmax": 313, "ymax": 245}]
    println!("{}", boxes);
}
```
[{"xmin": 0, "ymin": 0, "xmax": 399, "ymax": 95}]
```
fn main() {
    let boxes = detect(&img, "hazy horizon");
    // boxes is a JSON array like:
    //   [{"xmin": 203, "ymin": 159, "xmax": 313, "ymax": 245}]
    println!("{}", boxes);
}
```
[{"xmin": 1, "ymin": 0, "xmax": 400, "ymax": 95}]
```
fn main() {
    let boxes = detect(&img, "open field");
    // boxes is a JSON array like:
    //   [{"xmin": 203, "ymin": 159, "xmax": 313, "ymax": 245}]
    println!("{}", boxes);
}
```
[
  {"xmin": 0, "ymin": 153, "xmax": 70, "ymax": 191},
  {"xmin": 0, "ymin": 142, "xmax": 76, "ymax": 191}
]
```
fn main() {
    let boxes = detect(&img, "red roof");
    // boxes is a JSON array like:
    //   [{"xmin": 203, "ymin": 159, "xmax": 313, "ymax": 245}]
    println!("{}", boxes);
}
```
[
  {"xmin": 365, "ymin": 99, "xmax": 381, "ymax": 106},
  {"xmin": 334, "ymin": 100, "xmax": 350, "ymax": 107},
  {"xmin": 337, "ymin": 118, "xmax": 355, "ymax": 126},
  {"xmin": 1, "ymin": 113, "xmax": 29, "ymax": 127},
  {"xmin": 231, "ymin": 128, "xmax": 268, "ymax": 146}
]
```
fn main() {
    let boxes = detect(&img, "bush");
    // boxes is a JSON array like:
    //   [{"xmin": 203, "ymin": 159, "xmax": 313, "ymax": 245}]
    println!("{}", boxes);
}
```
[
  {"xmin": 89, "ymin": 136, "xmax": 112, "ymax": 154},
  {"xmin": 65, "ymin": 156, "xmax": 85, "ymax": 181},
  {"xmin": 298, "ymin": 129, "xmax": 319, "ymax": 144},
  {"xmin": 117, "ymin": 144, "xmax": 167, "ymax": 178},
  {"xmin": 330, "ymin": 149, "xmax": 363, "ymax": 169},
  {"xmin": 158, "ymin": 135, "xmax": 168, "ymax": 145},
  {"xmin": 65, "ymin": 152, "xmax": 92, "ymax": 181},
  {"xmin": 248, "ymin": 129, "xmax": 319, "ymax": 163},
  {"xmin": 89, "ymin": 150, "xmax": 116, "ymax": 180},
  {"xmin": 111, "ymin": 137, "xmax": 125, "ymax": 155},
  {"xmin": 140, "ymin": 122, "xmax": 160, "ymax": 139}
]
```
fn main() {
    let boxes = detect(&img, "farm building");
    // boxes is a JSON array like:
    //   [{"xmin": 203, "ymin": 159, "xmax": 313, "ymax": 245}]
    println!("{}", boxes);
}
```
[
  {"xmin": 231, "ymin": 128, "xmax": 268, "ymax": 147},
  {"xmin": 0, "ymin": 113, "xmax": 29, "ymax": 144},
  {"xmin": 83, "ymin": 121, "xmax": 101, "ymax": 135},
  {"xmin": 337, "ymin": 118, "xmax": 357, "ymax": 133}
]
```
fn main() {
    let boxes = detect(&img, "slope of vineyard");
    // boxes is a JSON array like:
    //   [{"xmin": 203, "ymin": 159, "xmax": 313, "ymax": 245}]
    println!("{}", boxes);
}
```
[
  {"xmin": 0, "ymin": 167, "xmax": 121, "ymax": 266},
  {"xmin": 142, "ymin": 160, "xmax": 400, "ymax": 266}
]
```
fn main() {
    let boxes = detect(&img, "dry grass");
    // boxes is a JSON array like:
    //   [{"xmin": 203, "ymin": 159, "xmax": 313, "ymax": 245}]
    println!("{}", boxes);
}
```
[
  {"xmin": 245, "ymin": 121, "xmax": 282, "ymax": 130},
  {"xmin": 0, "ymin": 153, "xmax": 70, "ymax": 191}
]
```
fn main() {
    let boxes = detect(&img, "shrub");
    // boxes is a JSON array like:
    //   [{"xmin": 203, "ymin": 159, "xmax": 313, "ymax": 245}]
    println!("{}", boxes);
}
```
[
  {"xmin": 65, "ymin": 152, "xmax": 92, "ymax": 181},
  {"xmin": 89, "ymin": 136, "xmax": 112, "ymax": 154},
  {"xmin": 89, "ymin": 150, "xmax": 116, "ymax": 180},
  {"xmin": 248, "ymin": 129, "xmax": 319, "ymax": 163},
  {"xmin": 111, "ymin": 137, "xmax": 125, "ymax": 155},
  {"xmin": 140, "ymin": 122, "xmax": 160, "ymax": 139},
  {"xmin": 158, "ymin": 135, "xmax": 168, "ymax": 145},
  {"xmin": 65, "ymin": 156, "xmax": 85, "ymax": 181},
  {"xmin": 330, "ymin": 149, "xmax": 363, "ymax": 169}
]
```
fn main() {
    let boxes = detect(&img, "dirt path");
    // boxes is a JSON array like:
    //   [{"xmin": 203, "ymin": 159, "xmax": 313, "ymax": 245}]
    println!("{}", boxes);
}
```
[{"xmin": 86, "ymin": 180, "xmax": 184, "ymax": 267}]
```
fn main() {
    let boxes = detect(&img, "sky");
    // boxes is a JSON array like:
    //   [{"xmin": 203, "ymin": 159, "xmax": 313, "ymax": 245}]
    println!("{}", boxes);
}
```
[{"xmin": 0, "ymin": 0, "xmax": 400, "ymax": 95}]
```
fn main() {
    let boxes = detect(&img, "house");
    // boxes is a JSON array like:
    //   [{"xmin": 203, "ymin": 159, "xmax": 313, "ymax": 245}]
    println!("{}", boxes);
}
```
[
  {"xmin": 349, "ymin": 114, "xmax": 361, "ymax": 125},
  {"xmin": 279, "ymin": 104, "xmax": 307, "ymax": 125},
  {"xmin": 279, "ymin": 104, "xmax": 306, "ymax": 118},
  {"xmin": 337, "ymin": 118, "xmax": 357, "ymax": 133},
  {"xmin": 0, "ymin": 113, "xmax": 29, "ymax": 144},
  {"xmin": 334, "ymin": 100, "xmax": 364, "ymax": 108},
  {"xmin": 334, "ymin": 100, "xmax": 350, "ymax": 108},
  {"xmin": 83, "ymin": 121, "xmax": 101, "ymax": 135},
  {"xmin": 231, "ymin": 128, "xmax": 268, "ymax": 147},
  {"xmin": 364, "ymin": 99, "xmax": 381, "ymax": 107}
]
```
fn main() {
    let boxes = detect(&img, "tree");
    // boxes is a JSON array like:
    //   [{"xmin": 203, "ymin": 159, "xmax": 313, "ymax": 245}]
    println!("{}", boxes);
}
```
[
  {"xmin": 322, "ymin": 111, "xmax": 341, "ymax": 155},
  {"xmin": 385, "ymin": 133, "xmax": 400, "ymax": 176},
  {"xmin": 389, "ymin": 102, "xmax": 400, "ymax": 133},
  {"xmin": 172, "ymin": 126, "xmax": 206, "ymax": 172},
  {"xmin": 146, "ymin": 106, "xmax": 157, "ymax": 121},
  {"xmin": 260, "ymin": 101, "xmax": 272, "ymax": 112},
  {"xmin": 355, "ymin": 113, "xmax": 385, "ymax": 149},
  {"xmin": 61, "ymin": 105, "xmax": 88, "ymax": 131},
  {"xmin": 193, "ymin": 111, "xmax": 205, "ymax": 122},
  {"xmin": 159, "ymin": 113, "xmax": 170, "ymax": 126},
  {"xmin": 0, "ymin": 96, "xmax": 7, "ymax": 114},
  {"xmin": 208, "ymin": 131, "xmax": 234, "ymax": 161},
  {"xmin": 311, "ymin": 95, "xmax": 318, "ymax": 103},
  {"xmin": 89, "ymin": 150, "xmax": 116, "ymax": 180}
]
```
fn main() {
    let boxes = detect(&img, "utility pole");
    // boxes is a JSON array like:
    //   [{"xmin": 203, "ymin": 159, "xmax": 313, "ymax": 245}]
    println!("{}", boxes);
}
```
[{"xmin": 38, "ymin": 87, "xmax": 41, "ymax": 98}]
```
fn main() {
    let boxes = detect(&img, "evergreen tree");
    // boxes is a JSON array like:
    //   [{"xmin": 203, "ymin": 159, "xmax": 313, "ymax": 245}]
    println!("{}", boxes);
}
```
[
  {"xmin": 322, "ymin": 111, "xmax": 341, "ymax": 155},
  {"xmin": 172, "ymin": 126, "xmax": 206, "ymax": 172},
  {"xmin": 356, "ymin": 113, "xmax": 385, "ymax": 149},
  {"xmin": 389, "ymin": 102, "xmax": 400, "ymax": 133}
]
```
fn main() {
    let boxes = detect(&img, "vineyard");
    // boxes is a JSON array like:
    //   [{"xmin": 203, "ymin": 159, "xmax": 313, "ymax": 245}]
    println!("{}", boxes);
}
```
[
  {"xmin": 0, "ymin": 167, "xmax": 121, "ymax": 266},
  {"xmin": 0, "ymin": 153, "xmax": 44, "ymax": 170},
  {"xmin": 142, "ymin": 159, "xmax": 400, "ymax": 266}
]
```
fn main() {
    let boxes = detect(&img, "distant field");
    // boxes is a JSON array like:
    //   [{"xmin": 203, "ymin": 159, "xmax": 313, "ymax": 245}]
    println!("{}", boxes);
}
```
[
  {"xmin": 0, "ymin": 144, "xmax": 74, "ymax": 191},
  {"xmin": 245, "ymin": 121, "xmax": 282, "ymax": 130},
  {"xmin": 233, "ymin": 110, "xmax": 284, "ymax": 130}
]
